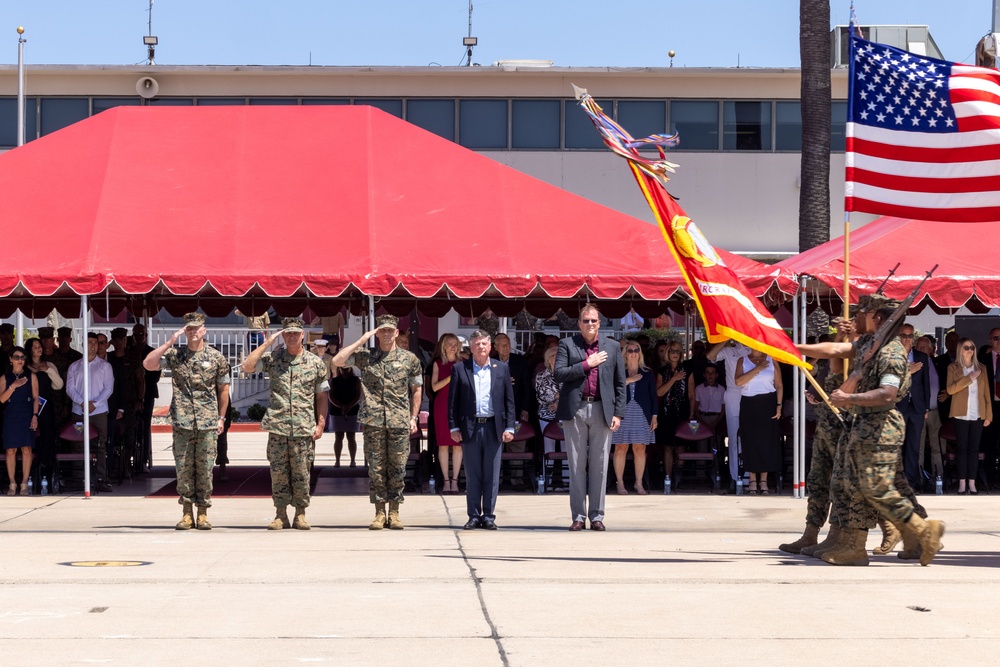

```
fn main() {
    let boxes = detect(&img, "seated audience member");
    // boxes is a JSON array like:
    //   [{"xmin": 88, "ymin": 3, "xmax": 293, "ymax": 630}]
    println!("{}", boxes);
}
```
[
  {"xmin": 612, "ymin": 341, "xmax": 656, "ymax": 494},
  {"xmin": 693, "ymin": 364, "xmax": 726, "ymax": 461}
]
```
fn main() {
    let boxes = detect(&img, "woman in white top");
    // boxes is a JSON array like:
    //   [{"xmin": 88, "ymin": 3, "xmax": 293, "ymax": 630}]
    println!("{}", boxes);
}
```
[
  {"xmin": 946, "ymin": 338, "xmax": 993, "ymax": 495},
  {"xmin": 734, "ymin": 349, "xmax": 783, "ymax": 495}
]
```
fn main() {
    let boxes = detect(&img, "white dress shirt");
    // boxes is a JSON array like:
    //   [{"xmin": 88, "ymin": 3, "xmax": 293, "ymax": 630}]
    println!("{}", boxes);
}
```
[
  {"xmin": 472, "ymin": 359, "xmax": 494, "ymax": 418},
  {"xmin": 66, "ymin": 356, "xmax": 114, "ymax": 415}
]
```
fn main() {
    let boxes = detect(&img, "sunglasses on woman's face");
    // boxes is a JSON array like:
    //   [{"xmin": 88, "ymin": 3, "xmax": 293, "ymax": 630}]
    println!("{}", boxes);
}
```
[
  {"xmin": 10, "ymin": 355, "xmax": 25, "ymax": 361},
  {"xmin": 963, "ymin": 346, "xmax": 976, "ymax": 351},
  {"xmin": 626, "ymin": 349, "xmax": 640, "ymax": 354}
]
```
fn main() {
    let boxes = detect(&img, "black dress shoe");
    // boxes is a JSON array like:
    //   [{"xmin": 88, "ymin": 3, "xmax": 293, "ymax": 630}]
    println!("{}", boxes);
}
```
[
  {"xmin": 463, "ymin": 518, "xmax": 480, "ymax": 530},
  {"xmin": 97, "ymin": 482, "xmax": 113, "ymax": 493},
  {"xmin": 590, "ymin": 520, "xmax": 606, "ymax": 531},
  {"xmin": 568, "ymin": 520, "xmax": 585, "ymax": 531},
  {"xmin": 480, "ymin": 518, "xmax": 497, "ymax": 530}
]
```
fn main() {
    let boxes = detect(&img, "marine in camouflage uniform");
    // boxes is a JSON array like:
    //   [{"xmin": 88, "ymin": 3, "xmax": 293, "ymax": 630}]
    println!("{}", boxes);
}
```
[
  {"xmin": 335, "ymin": 314, "xmax": 423, "ymax": 530},
  {"xmin": 145, "ymin": 313, "xmax": 230, "ymax": 530},
  {"xmin": 246, "ymin": 318, "xmax": 329, "ymax": 530}
]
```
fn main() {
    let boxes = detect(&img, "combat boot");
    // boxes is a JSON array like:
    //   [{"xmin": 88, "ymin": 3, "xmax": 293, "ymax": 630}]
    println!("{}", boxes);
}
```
[
  {"xmin": 293, "ymin": 507, "xmax": 310, "ymax": 530},
  {"xmin": 268, "ymin": 506, "xmax": 291, "ymax": 530},
  {"xmin": 872, "ymin": 516, "xmax": 901, "ymax": 555},
  {"xmin": 369, "ymin": 504, "xmax": 387, "ymax": 530},
  {"xmin": 801, "ymin": 525, "xmax": 841, "ymax": 558},
  {"xmin": 779, "ymin": 524, "xmax": 820, "ymax": 554},
  {"xmin": 175, "ymin": 502, "xmax": 194, "ymax": 530},
  {"xmin": 387, "ymin": 501, "xmax": 404, "ymax": 530},
  {"xmin": 821, "ymin": 528, "xmax": 870, "ymax": 566},
  {"xmin": 196, "ymin": 506, "xmax": 212, "ymax": 530},
  {"xmin": 904, "ymin": 514, "xmax": 946, "ymax": 566}
]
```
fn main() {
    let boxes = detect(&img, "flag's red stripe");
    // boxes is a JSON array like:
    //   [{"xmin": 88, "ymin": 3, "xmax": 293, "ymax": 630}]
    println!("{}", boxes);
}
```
[
  {"xmin": 845, "ymin": 196, "xmax": 1000, "ymax": 221},
  {"xmin": 951, "ymin": 69, "xmax": 1000, "ymax": 86},
  {"xmin": 847, "ymin": 136, "xmax": 1000, "ymax": 163},
  {"xmin": 846, "ymin": 166, "xmax": 1000, "ymax": 193},
  {"xmin": 950, "ymin": 86, "xmax": 1000, "ymax": 106},
  {"xmin": 957, "ymin": 115, "xmax": 1000, "ymax": 132}
]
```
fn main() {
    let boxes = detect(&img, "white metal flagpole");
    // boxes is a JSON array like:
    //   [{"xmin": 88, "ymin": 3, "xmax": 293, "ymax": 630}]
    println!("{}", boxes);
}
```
[
  {"xmin": 799, "ymin": 275, "xmax": 808, "ymax": 499},
  {"xmin": 792, "ymin": 284, "xmax": 800, "ymax": 499},
  {"xmin": 81, "ymin": 295, "xmax": 91, "ymax": 499}
]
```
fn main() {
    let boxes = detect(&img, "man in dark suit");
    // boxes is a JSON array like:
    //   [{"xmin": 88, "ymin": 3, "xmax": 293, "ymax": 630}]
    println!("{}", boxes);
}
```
[
  {"xmin": 919, "ymin": 335, "xmax": 951, "ymax": 485},
  {"xmin": 449, "ymin": 330, "xmax": 515, "ymax": 530},
  {"xmin": 978, "ymin": 327, "xmax": 1000, "ymax": 486},
  {"xmin": 493, "ymin": 333, "xmax": 532, "ymax": 488},
  {"xmin": 554, "ymin": 304, "xmax": 626, "ymax": 532},
  {"xmin": 896, "ymin": 323, "xmax": 930, "ymax": 491}
]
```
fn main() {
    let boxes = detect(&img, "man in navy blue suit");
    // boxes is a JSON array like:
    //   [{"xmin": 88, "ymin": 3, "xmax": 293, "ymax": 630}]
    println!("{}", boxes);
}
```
[
  {"xmin": 449, "ymin": 330, "xmax": 515, "ymax": 530},
  {"xmin": 897, "ymin": 323, "xmax": 930, "ymax": 491}
]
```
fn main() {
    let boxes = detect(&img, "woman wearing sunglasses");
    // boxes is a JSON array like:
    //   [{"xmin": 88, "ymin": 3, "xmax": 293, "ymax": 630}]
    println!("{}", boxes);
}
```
[
  {"xmin": 946, "ymin": 337, "xmax": 992, "ymax": 495},
  {"xmin": 1, "ymin": 346, "xmax": 40, "ymax": 495}
]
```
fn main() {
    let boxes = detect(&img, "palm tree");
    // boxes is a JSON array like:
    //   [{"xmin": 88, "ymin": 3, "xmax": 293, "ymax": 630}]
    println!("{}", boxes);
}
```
[{"xmin": 798, "ymin": 0, "xmax": 831, "ymax": 253}]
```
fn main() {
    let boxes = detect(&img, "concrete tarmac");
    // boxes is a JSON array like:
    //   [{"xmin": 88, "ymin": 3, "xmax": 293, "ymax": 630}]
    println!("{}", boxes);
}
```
[{"xmin": 1, "ymin": 432, "xmax": 997, "ymax": 666}]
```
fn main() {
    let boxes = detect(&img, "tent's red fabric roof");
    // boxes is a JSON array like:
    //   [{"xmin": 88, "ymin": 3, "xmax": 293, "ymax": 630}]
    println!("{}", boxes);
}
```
[{"xmin": 0, "ymin": 106, "xmax": 794, "ymax": 302}]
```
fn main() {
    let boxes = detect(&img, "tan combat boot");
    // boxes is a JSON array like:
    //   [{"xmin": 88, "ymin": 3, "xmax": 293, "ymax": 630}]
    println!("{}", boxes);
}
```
[
  {"xmin": 801, "ymin": 525, "xmax": 841, "ymax": 558},
  {"xmin": 779, "ymin": 524, "xmax": 820, "ymax": 554},
  {"xmin": 872, "ymin": 516, "xmax": 901, "ymax": 555},
  {"xmin": 387, "ymin": 501, "xmax": 404, "ymax": 530},
  {"xmin": 268, "ymin": 506, "xmax": 291, "ymax": 530},
  {"xmin": 196, "ymin": 506, "xmax": 212, "ymax": 531},
  {"xmin": 904, "ymin": 514, "xmax": 946, "ymax": 566},
  {"xmin": 293, "ymin": 507, "xmax": 310, "ymax": 530},
  {"xmin": 175, "ymin": 502, "xmax": 194, "ymax": 530},
  {"xmin": 369, "ymin": 504, "xmax": 387, "ymax": 530},
  {"xmin": 821, "ymin": 528, "xmax": 870, "ymax": 566}
]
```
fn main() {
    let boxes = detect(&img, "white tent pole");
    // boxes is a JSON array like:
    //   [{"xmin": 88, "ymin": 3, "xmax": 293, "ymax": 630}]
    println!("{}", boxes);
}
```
[
  {"xmin": 368, "ymin": 295, "xmax": 375, "ymax": 348},
  {"xmin": 799, "ymin": 276, "xmax": 809, "ymax": 499},
  {"xmin": 792, "ymin": 286, "xmax": 800, "ymax": 499},
  {"xmin": 81, "ymin": 295, "xmax": 91, "ymax": 499},
  {"xmin": 15, "ymin": 310, "xmax": 23, "ymax": 347}
]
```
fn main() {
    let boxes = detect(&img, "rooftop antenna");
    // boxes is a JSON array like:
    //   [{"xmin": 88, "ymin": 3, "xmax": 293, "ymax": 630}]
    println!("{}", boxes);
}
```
[
  {"xmin": 143, "ymin": 0, "xmax": 158, "ymax": 65},
  {"xmin": 463, "ymin": 1, "xmax": 477, "ymax": 66}
]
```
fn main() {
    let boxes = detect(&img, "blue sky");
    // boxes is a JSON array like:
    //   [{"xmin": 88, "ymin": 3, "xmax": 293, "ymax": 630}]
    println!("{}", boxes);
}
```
[{"xmin": 1, "ymin": 1, "xmax": 993, "ymax": 68}]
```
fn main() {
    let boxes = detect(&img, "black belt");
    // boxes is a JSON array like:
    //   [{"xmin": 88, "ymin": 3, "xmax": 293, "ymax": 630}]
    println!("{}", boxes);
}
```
[
  {"xmin": 475, "ymin": 417, "xmax": 495, "ymax": 423},
  {"xmin": 701, "ymin": 411, "xmax": 721, "ymax": 415},
  {"xmin": 582, "ymin": 396, "xmax": 599, "ymax": 403}
]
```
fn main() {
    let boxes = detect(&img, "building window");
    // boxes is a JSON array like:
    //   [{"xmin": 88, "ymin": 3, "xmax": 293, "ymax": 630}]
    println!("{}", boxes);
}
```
[
  {"xmin": 147, "ymin": 98, "xmax": 194, "ymax": 106},
  {"xmin": 564, "ymin": 98, "xmax": 611, "ymax": 148},
  {"xmin": 723, "ymin": 101, "xmax": 771, "ymax": 151},
  {"xmin": 831, "ymin": 100, "xmax": 847, "ymax": 152},
  {"xmin": 669, "ymin": 101, "xmax": 719, "ymax": 150},
  {"xmin": 40, "ymin": 98, "xmax": 89, "ymax": 136},
  {"xmin": 301, "ymin": 98, "xmax": 350, "ymax": 105},
  {"xmin": 196, "ymin": 98, "xmax": 246, "ymax": 106},
  {"xmin": 405, "ymin": 99, "xmax": 455, "ymax": 141},
  {"xmin": 354, "ymin": 98, "xmax": 403, "ymax": 117},
  {"xmin": 512, "ymin": 99, "xmax": 560, "ymax": 149},
  {"xmin": 92, "ymin": 98, "xmax": 141, "ymax": 114},
  {"xmin": 0, "ymin": 97, "xmax": 37, "ymax": 146},
  {"xmin": 617, "ymin": 101, "xmax": 666, "ymax": 141},
  {"xmin": 459, "ymin": 99, "xmax": 508, "ymax": 149},
  {"xmin": 775, "ymin": 101, "xmax": 801, "ymax": 151},
  {"xmin": 248, "ymin": 98, "xmax": 298, "ymax": 105}
]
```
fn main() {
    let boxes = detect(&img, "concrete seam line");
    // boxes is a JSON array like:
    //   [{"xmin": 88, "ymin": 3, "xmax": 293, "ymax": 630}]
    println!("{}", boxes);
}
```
[
  {"xmin": 0, "ymin": 497, "xmax": 68, "ymax": 525},
  {"xmin": 442, "ymin": 495, "xmax": 510, "ymax": 667}
]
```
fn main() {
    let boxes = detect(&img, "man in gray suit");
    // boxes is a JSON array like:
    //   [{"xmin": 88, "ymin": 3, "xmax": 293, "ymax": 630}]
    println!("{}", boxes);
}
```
[{"xmin": 554, "ymin": 304, "xmax": 626, "ymax": 531}]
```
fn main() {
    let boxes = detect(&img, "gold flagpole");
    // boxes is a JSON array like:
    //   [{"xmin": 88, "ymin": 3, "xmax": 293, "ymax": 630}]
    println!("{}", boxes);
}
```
[{"xmin": 842, "ymin": 213, "xmax": 850, "ymax": 376}]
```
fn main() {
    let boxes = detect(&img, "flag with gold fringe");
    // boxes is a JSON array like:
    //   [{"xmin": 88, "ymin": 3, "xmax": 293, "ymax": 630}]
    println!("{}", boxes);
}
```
[{"xmin": 575, "ymin": 86, "xmax": 809, "ymax": 370}]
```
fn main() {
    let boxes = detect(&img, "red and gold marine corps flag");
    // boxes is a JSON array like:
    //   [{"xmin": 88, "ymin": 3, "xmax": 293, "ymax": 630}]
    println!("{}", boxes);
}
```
[{"xmin": 575, "ymin": 87, "xmax": 809, "ymax": 370}]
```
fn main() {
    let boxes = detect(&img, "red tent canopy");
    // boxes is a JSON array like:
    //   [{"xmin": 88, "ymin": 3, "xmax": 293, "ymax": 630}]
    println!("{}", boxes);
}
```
[
  {"xmin": 0, "ymin": 106, "xmax": 794, "ymax": 317},
  {"xmin": 777, "ymin": 216, "xmax": 1000, "ymax": 312}
]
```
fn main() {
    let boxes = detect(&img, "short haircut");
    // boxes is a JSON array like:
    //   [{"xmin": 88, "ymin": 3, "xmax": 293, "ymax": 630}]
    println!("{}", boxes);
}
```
[
  {"xmin": 87, "ymin": 332, "xmax": 98, "ymax": 340},
  {"xmin": 494, "ymin": 332, "xmax": 510, "ymax": 342},
  {"xmin": 580, "ymin": 303, "xmax": 600, "ymax": 318},
  {"xmin": 469, "ymin": 329, "xmax": 491, "ymax": 343}
]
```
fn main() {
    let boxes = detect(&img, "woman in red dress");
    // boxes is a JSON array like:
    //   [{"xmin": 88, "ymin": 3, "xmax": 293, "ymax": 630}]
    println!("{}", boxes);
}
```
[{"xmin": 432, "ymin": 334, "xmax": 463, "ymax": 493}]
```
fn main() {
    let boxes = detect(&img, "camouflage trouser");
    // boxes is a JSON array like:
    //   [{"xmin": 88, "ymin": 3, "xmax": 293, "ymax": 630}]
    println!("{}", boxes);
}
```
[
  {"xmin": 848, "ymin": 410, "xmax": 918, "ymax": 526},
  {"xmin": 805, "ymin": 419, "xmax": 844, "ymax": 528},
  {"xmin": 363, "ymin": 426, "xmax": 409, "ymax": 504},
  {"xmin": 267, "ymin": 434, "xmax": 315, "ymax": 509},
  {"xmin": 173, "ymin": 427, "xmax": 217, "ymax": 508},
  {"xmin": 829, "ymin": 421, "xmax": 878, "ymax": 530},
  {"xmin": 889, "ymin": 444, "xmax": 927, "ymax": 520}
]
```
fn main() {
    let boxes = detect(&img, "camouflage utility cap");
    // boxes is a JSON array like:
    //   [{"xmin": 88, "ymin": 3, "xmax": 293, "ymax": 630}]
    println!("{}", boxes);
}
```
[
  {"xmin": 281, "ymin": 317, "xmax": 305, "ymax": 333},
  {"xmin": 184, "ymin": 313, "xmax": 207, "ymax": 328},
  {"xmin": 375, "ymin": 314, "xmax": 398, "ymax": 330}
]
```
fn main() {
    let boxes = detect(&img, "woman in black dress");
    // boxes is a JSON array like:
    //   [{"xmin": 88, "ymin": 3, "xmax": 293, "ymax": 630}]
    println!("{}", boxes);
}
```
[
  {"xmin": 656, "ymin": 342, "xmax": 690, "ymax": 486},
  {"xmin": 1, "ymin": 347, "xmax": 39, "ymax": 495},
  {"xmin": 26, "ymin": 337, "xmax": 63, "ymax": 492},
  {"xmin": 329, "ymin": 347, "xmax": 362, "ymax": 468}
]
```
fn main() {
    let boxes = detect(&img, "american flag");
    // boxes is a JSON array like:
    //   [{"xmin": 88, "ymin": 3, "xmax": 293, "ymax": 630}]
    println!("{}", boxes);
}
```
[{"xmin": 845, "ymin": 35, "xmax": 1000, "ymax": 222}]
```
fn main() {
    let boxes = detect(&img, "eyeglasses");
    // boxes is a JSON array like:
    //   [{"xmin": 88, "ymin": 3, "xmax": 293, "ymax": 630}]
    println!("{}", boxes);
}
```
[
  {"xmin": 580, "ymin": 319, "xmax": 599, "ymax": 324},
  {"xmin": 668, "ymin": 349, "xmax": 681, "ymax": 354},
  {"xmin": 963, "ymin": 346, "xmax": 976, "ymax": 351},
  {"xmin": 98, "ymin": 341, "xmax": 109, "ymax": 346},
  {"xmin": 898, "ymin": 334, "xmax": 914, "ymax": 339},
  {"xmin": 992, "ymin": 336, "xmax": 1000, "ymax": 341},
  {"xmin": 626, "ymin": 349, "xmax": 640, "ymax": 354},
  {"xmin": 10, "ymin": 355, "xmax": 25, "ymax": 360}
]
